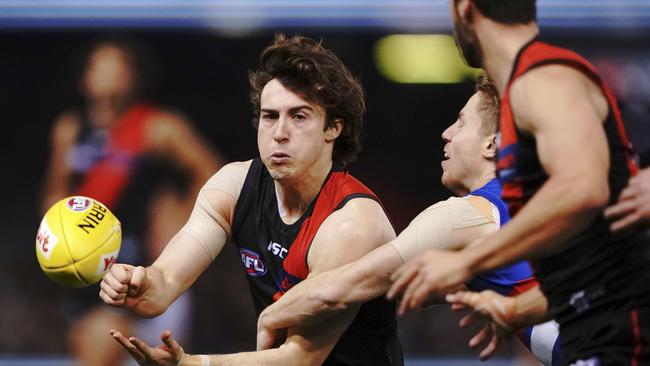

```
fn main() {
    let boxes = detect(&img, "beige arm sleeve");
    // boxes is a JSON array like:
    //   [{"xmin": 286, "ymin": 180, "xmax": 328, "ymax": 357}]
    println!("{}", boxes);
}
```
[
  {"xmin": 179, "ymin": 161, "xmax": 249, "ymax": 261},
  {"xmin": 390, "ymin": 196, "xmax": 495, "ymax": 262}
]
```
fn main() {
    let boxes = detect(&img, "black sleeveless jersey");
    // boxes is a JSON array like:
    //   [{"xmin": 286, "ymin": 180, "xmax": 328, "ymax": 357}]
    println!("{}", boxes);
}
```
[
  {"xmin": 497, "ymin": 39, "xmax": 650, "ymax": 325},
  {"xmin": 232, "ymin": 158, "xmax": 403, "ymax": 365}
]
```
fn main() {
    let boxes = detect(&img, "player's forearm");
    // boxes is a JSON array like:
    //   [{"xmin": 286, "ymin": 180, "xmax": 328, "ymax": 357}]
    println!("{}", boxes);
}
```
[
  {"xmin": 261, "ymin": 244, "xmax": 399, "ymax": 331},
  {"xmin": 182, "ymin": 348, "xmax": 311, "ymax": 366},
  {"xmin": 465, "ymin": 175, "xmax": 608, "ymax": 274},
  {"xmin": 128, "ymin": 265, "xmax": 176, "ymax": 317},
  {"xmin": 183, "ymin": 334, "xmax": 324, "ymax": 366},
  {"xmin": 133, "ymin": 233, "xmax": 213, "ymax": 317},
  {"xmin": 512, "ymin": 286, "xmax": 550, "ymax": 329}
]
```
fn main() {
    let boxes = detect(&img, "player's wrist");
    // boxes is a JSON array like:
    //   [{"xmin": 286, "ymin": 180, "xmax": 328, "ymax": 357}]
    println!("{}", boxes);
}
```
[{"xmin": 179, "ymin": 354, "xmax": 211, "ymax": 366}]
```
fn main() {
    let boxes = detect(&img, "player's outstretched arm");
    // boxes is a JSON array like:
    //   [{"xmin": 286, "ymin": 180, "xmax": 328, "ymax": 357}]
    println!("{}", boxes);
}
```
[
  {"xmin": 259, "ymin": 196, "xmax": 497, "ymax": 345},
  {"xmin": 113, "ymin": 196, "xmax": 396, "ymax": 365},
  {"xmin": 42, "ymin": 112, "xmax": 80, "ymax": 212},
  {"xmin": 112, "ymin": 310, "xmax": 356, "ymax": 366},
  {"xmin": 390, "ymin": 66, "xmax": 611, "ymax": 301},
  {"xmin": 99, "ymin": 162, "xmax": 249, "ymax": 317},
  {"xmin": 257, "ymin": 242, "xmax": 403, "ymax": 349},
  {"xmin": 605, "ymin": 167, "xmax": 650, "ymax": 232}
]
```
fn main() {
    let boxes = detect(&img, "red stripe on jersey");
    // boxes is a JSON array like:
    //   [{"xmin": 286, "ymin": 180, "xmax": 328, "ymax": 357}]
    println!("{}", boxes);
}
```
[
  {"xmin": 499, "ymin": 41, "xmax": 639, "ymax": 215},
  {"xmin": 76, "ymin": 105, "xmax": 156, "ymax": 208},
  {"xmin": 508, "ymin": 277, "xmax": 539, "ymax": 297},
  {"xmin": 281, "ymin": 170, "xmax": 379, "ymax": 282}
]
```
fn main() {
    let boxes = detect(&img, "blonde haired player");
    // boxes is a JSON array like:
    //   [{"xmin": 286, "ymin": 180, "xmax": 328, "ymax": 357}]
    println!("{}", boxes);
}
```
[{"xmin": 390, "ymin": 1, "xmax": 649, "ymax": 364}]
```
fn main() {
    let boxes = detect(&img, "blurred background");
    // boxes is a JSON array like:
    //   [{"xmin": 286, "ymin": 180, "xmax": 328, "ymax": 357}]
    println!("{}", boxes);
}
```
[{"xmin": 1, "ymin": 0, "xmax": 649, "ymax": 365}]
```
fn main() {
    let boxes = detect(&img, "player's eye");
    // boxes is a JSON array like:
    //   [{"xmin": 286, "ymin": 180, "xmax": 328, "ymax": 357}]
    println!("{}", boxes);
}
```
[{"xmin": 262, "ymin": 113, "xmax": 278, "ymax": 121}]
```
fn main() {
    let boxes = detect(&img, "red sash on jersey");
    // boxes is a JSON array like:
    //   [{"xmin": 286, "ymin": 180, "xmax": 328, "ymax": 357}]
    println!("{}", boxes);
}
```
[
  {"xmin": 76, "ymin": 105, "xmax": 156, "ymax": 209},
  {"xmin": 271, "ymin": 171, "xmax": 380, "ymax": 301},
  {"xmin": 498, "ymin": 40, "xmax": 638, "ymax": 214}
]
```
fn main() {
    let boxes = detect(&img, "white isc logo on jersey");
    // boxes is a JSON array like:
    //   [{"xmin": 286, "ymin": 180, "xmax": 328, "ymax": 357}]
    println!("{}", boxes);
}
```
[{"xmin": 267, "ymin": 241, "xmax": 288, "ymax": 259}]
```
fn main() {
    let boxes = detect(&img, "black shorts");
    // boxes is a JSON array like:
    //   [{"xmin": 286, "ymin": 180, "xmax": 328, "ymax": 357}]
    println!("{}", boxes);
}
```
[{"xmin": 559, "ymin": 303, "xmax": 650, "ymax": 365}]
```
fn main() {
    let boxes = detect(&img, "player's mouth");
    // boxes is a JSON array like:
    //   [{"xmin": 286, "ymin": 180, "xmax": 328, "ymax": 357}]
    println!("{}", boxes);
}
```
[
  {"xmin": 441, "ymin": 150, "xmax": 450, "ymax": 167},
  {"xmin": 269, "ymin": 151, "xmax": 291, "ymax": 163}
]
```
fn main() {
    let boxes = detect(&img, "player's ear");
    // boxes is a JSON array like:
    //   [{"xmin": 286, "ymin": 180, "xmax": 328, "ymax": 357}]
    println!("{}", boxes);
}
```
[
  {"xmin": 483, "ymin": 133, "xmax": 497, "ymax": 159},
  {"xmin": 454, "ymin": 0, "xmax": 473, "ymax": 24},
  {"xmin": 325, "ymin": 118, "xmax": 343, "ymax": 142}
]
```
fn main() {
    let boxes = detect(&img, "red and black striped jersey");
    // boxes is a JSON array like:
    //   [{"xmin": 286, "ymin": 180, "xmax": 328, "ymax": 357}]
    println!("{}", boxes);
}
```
[
  {"xmin": 232, "ymin": 158, "xmax": 403, "ymax": 365},
  {"xmin": 497, "ymin": 38, "xmax": 648, "ymax": 324}
]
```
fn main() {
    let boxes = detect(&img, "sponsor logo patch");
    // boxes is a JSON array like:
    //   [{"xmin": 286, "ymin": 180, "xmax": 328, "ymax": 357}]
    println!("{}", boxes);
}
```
[
  {"xmin": 36, "ymin": 218, "xmax": 59, "ymax": 260},
  {"xmin": 240, "ymin": 249, "xmax": 267, "ymax": 277},
  {"xmin": 96, "ymin": 250, "xmax": 119, "ymax": 276},
  {"xmin": 66, "ymin": 197, "xmax": 92, "ymax": 212}
]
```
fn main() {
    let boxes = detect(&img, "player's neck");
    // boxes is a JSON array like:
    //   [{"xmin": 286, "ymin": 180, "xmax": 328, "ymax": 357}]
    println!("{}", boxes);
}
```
[
  {"xmin": 467, "ymin": 170, "xmax": 497, "ymax": 194},
  {"xmin": 88, "ymin": 98, "xmax": 133, "ymax": 129},
  {"xmin": 477, "ymin": 21, "xmax": 539, "ymax": 95},
  {"xmin": 274, "ymin": 158, "xmax": 333, "ymax": 224}
]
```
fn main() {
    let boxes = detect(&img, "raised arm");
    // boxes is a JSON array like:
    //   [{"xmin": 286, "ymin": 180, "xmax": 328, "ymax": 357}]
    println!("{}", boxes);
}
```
[
  {"xmin": 99, "ymin": 161, "xmax": 249, "ymax": 317},
  {"xmin": 42, "ymin": 112, "xmax": 80, "ymax": 212},
  {"xmin": 146, "ymin": 111, "xmax": 225, "ymax": 205}
]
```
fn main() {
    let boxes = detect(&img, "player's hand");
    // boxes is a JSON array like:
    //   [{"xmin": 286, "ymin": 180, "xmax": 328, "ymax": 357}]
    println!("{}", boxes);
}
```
[
  {"xmin": 99, "ymin": 263, "xmax": 149, "ymax": 308},
  {"xmin": 387, "ymin": 250, "xmax": 471, "ymax": 315},
  {"xmin": 604, "ymin": 167, "xmax": 650, "ymax": 232},
  {"xmin": 445, "ymin": 290, "xmax": 516, "ymax": 361},
  {"xmin": 256, "ymin": 322, "xmax": 278, "ymax": 351},
  {"xmin": 110, "ymin": 329, "xmax": 187, "ymax": 366}
]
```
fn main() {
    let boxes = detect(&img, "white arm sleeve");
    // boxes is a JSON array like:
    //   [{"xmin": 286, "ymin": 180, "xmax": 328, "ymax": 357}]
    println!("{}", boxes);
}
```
[
  {"xmin": 179, "ymin": 161, "xmax": 249, "ymax": 261},
  {"xmin": 390, "ymin": 196, "xmax": 493, "ymax": 262}
]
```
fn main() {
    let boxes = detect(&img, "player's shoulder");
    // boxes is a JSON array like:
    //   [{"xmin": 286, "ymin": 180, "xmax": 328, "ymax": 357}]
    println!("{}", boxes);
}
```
[
  {"xmin": 309, "ymin": 195, "xmax": 393, "ymax": 272},
  {"xmin": 202, "ymin": 160, "xmax": 253, "ymax": 200},
  {"xmin": 420, "ymin": 195, "xmax": 494, "ymax": 222},
  {"xmin": 319, "ymin": 196, "xmax": 390, "ymax": 245},
  {"xmin": 146, "ymin": 107, "xmax": 193, "ymax": 134},
  {"xmin": 511, "ymin": 63, "xmax": 595, "ymax": 104}
]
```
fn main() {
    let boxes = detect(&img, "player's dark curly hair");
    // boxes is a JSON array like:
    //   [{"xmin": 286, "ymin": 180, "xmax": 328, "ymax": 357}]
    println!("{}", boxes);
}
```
[
  {"xmin": 470, "ymin": 0, "xmax": 536, "ymax": 24},
  {"xmin": 475, "ymin": 72, "xmax": 499, "ymax": 136},
  {"xmin": 249, "ymin": 34, "xmax": 365, "ymax": 167}
]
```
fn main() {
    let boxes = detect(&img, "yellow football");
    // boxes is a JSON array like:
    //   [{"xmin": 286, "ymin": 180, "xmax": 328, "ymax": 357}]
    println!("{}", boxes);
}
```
[{"xmin": 36, "ymin": 196, "xmax": 121, "ymax": 287}]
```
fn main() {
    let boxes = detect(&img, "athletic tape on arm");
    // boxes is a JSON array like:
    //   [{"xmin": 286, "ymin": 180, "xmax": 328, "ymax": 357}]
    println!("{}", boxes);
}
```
[
  {"xmin": 390, "ymin": 197, "xmax": 492, "ymax": 262},
  {"xmin": 179, "ymin": 163, "xmax": 246, "ymax": 261}
]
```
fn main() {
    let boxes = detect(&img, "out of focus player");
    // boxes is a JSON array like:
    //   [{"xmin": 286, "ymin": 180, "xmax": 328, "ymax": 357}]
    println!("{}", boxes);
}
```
[
  {"xmin": 257, "ymin": 74, "xmax": 560, "ymax": 365},
  {"xmin": 42, "ymin": 39, "xmax": 221, "ymax": 366},
  {"xmin": 390, "ymin": 1, "xmax": 649, "ymax": 364},
  {"xmin": 101, "ymin": 35, "xmax": 403, "ymax": 365}
]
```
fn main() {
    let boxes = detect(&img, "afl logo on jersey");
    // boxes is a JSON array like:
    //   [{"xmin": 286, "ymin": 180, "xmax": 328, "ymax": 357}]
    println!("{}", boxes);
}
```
[
  {"xmin": 240, "ymin": 249, "xmax": 267, "ymax": 277},
  {"xmin": 66, "ymin": 197, "xmax": 92, "ymax": 212}
]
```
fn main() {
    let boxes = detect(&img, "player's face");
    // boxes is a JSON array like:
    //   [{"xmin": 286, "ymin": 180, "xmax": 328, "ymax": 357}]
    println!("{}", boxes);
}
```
[
  {"xmin": 82, "ymin": 45, "xmax": 135, "ymax": 104},
  {"xmin": 450, "ymin": 0, "xmax": 483, "ymax": 68},
  {"xmin": 441, "ymin": 93, "xmax": 488, "ymax": 193},
  {"xmin": 257, "ymin": 79, "xmax": 338, "ymax": 181}
]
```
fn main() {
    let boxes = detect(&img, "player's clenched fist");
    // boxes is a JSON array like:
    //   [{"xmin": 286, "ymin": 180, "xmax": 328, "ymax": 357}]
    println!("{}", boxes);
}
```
[{"xmin": 100, "ymin": 263, "xmax": 149, "ymax": 309}]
